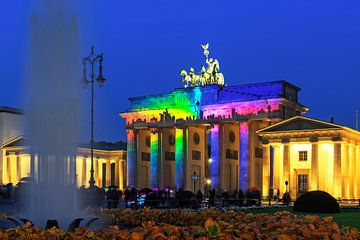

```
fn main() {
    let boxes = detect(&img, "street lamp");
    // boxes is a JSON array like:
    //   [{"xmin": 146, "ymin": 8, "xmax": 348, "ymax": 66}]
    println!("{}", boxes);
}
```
[{"xmin": 81, "ymin": 46, "xmax": 106, "ymax": 188}]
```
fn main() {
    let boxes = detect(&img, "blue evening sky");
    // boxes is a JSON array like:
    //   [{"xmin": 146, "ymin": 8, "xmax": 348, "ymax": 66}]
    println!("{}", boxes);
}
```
[{"xmin": 1, "ymin": 1, "xmax": 360, "ymax": 142}]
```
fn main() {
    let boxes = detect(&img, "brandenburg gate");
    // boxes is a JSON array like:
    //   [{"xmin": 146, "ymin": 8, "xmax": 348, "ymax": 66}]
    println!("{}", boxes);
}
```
[{"xmin": 120, "ymin": 44, "xmax": 306, "ymax": 192}]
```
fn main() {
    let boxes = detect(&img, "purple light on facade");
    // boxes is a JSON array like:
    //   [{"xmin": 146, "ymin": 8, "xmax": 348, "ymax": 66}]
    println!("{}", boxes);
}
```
[
  {"xmin": 210, "ymin": 124, "xmax": 220, "ymax": 190},
  {"xmin": 240, "ymin": 122, "xmax": 249, "ymax": 190}
]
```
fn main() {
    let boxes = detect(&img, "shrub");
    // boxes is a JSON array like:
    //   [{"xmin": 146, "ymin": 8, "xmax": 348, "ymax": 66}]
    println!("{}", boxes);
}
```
[{"xmin": 293, "ymin": 191, "xmax": 340, "ymax": 213}]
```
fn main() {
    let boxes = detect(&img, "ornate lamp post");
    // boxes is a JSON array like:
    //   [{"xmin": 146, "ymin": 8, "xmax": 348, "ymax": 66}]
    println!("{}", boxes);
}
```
[{"xmin": 81, "ymin": 46, "xmax": 106, "ymax": 188}]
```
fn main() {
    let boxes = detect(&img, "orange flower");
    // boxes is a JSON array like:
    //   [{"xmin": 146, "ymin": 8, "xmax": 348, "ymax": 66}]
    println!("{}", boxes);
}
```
[{"xmin": 129, "ymin": 231, "xmax": 144, "ymax": 240}]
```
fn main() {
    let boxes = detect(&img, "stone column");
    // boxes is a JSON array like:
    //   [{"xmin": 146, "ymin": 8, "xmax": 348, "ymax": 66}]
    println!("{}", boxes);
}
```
[
  {"xmin": 311, "ymin": 143, "xmax": 318, "ymax": 190},
  {"xmin": 16, "ymin": 155, "xmax": 21, "ymax": 184},
  {"xmin": 175, "ymin": 127, "xmax": 188, "ymax": 189},
  {"xmin": 82, "ymin": 157, "xmax": 87, "ymax": 186},
  {"xmin": 94, "ymin": 158, "xmax": 99, "ymax": 186},
  {"xmin": 349, "ymin": 144, "xmax": 356, "ymax": 199},
  {"xmin": 272, "ymin": 145, "xmax": 280, "ymax": 193},
  {"xmin": 158, "ymin": 129, "xmax": 164, "ymax": 188},
  {"xmin": 262, "ymin": 145, "xmax": 270, "ymax": 197},
  {"xmin": 239, "ymin": 122, "xmax": 249, "ymax": 191},
  {"xmin": 119, "ymin": 161, "xmax": 124, "ymax": 189},
  {"xmin": 126, "ymin": 129, "xmax": 136, "ymax": 187},
  {"xmin": 283, "ymin": 144, "xmax": 290, "ymax": 192},
  {"xmin": 115, "ymin": 160, "xmax": 119, "ymax": 187},
  {"xmin": 6, "ymin": 156, "xmax": 11, "ymax": 183},
  {"xmin": 269, "ymin": 145, "xmax": 274, "ymax": 190},
  {"xmin": 342, "ymin": 144, "xmax": 349, "ymax": 199},
  {"xmin": 106, "ymin": 159, "xmax": 111, "ymax": 187},
  {"xmin": 356, "ymin": 146, "xmax": 360, "ymax": 199},
  {"xmin": 150, "ymin": 131, "xmax": 159, "ymax": 188},
  {"xmin": 334, "ymin": 143, "xmax": 342, "ymax": 199},
  {"xmin": 209, "ymin": 124, "xmax": 221, "ymax": 191}
]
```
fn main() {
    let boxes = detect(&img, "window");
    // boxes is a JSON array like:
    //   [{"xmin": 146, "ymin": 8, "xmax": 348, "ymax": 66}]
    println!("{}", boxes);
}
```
[
  {"xmin": 193, "ymin": 133, "xmax": 200, "ymax": 145},
  {"xmin": 192, "ymin": 150, "xmax": 201, "ymax": 160},
  {"xmin": 298, "ymin": 151, "xmax": 308, "ymax": 161},
  {"xmin": 165, "ymin": 151, "xmax": 175, "ymax": 161},
  {"xmin": 298, "ymin": 174, "xmax": 308, "ymax": 193},
  {"xmin": 226, "ymin": 149, "xmax": 238, "ymax": 160}
]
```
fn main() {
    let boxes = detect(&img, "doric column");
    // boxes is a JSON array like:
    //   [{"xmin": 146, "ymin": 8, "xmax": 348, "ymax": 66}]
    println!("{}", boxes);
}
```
[
  {"xmin": 269, "ymin": 145, "xmax": 274, "ymax": 190},
  {"xmin": 82, "ymin": 157, "xmax": 87, "ymax": 186},
  {"xmin": 283, "ymin": 144, "xmax": 290, "ymax": 192},
  {"xmin": 6, "ymin": 156, "xmax": 11, "ymax": 183},
  {"xmin": 356, "ymin": 145, "xmax": 360, "ymax": 199},
  {"xmin": 16, "ymin": 155, "xmax": 21, "ymax": 184},
  {"xmin": 115, "ymin": 160, "xmax": 119, "ymax": 187},
  {"xmin": 175, "ymin": 127, "xmax": 188, "ymax": 189},
  {"xmin": 119, "ymin": 160, "xmax": 124, "ymax": 190},
  {"xmin": 150, "ymin": 131, "xmax": 159, "ymax": 188},
  {"xmin": 106, "ymin": 159, "xmax": 111, "ymax": 187},
  {"xmin": 239, "ymin": 122, "xmax": 249, "ymax": 191},
  {"xmin": 334, "ymin": 143, "xmax": 342, "ymax": 199},
  {"xmin": 126, "ymin": 129, "xmax": 136, "ymax": 187},
  {"xmin": 272, "ymin": 145, "xmax": 280, "ymax": 193},
  {"xmin": 209, "ymin": 124, "xmax": 221, "ymax": 191},
  {"xmin": 94, "ymin": 158, "xmax": 99, "ymax": 186},
  {"xmin": 262, "ymin": 144, "xmax": 270, "ymax": 197},
  {"xmin": 311, "ymin": 143, "xmax": 318, "ymax": 190},
  {"xmin": 349, "ymin": 144, "xmax": 355, "ymax": 199},
  {"xmin": 341, "ymin": 144, "xmax": 349, "ymax": 199}
]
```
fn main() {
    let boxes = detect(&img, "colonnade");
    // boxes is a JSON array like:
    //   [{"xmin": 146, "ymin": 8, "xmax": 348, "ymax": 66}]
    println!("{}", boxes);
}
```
[{"xmin": 126, "ymin": 121, "xmax": 253, "ymax": 192}]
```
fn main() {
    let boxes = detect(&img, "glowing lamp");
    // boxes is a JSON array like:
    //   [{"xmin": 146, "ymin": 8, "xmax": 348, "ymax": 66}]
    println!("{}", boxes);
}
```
[
  {"xmin": 208, "ymin": 158, "xmax": 213, "ymax": 163},
  {"xmin": 206, "ymin": 179, "xmax": 211, "ymax": 185}
]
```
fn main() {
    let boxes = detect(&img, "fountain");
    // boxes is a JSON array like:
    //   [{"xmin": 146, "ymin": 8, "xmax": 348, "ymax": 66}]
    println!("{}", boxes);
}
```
[{"xmin": 21, "ymin": 0, "xmax": 81, "ymax": 228}]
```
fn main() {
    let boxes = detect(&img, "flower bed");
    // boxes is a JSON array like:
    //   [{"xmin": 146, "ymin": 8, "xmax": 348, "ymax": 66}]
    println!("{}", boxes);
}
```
[{"xmin": 0, "ymin": 209, "xmax": 359, "ymax": 239}]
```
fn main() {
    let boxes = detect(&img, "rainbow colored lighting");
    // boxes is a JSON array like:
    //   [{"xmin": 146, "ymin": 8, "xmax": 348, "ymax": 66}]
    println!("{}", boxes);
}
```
[
  {"xmin": 175, "ymin": 128, "xmax": 184, "ymax": 189},
  {"xmin": 210, "ymin": 124, "xmax": 220, "ymax": 190},
  {"xmin": 150, "ymin": 132, "xmax": 158, "ymax": 188},
  {"xmin": 126, "ymin": 130, "xmax": 135, "ymax": 187},
  {"xmin": 121, "ymin": 82, "xmax": 287, "ymax": 126},
  {"xmin": 239, "ymin": 122, "xmax": 249, "ymax": 190}
]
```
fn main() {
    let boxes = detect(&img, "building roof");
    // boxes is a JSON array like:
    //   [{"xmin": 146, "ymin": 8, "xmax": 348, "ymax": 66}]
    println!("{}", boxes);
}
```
[
  {"xmin": 78, "ymin": 141, "xmax": 127, "ymax": 151},
  {"xmin": 0, "ymin": 106, "xmax": 22, "ymax": 115},
  {"xmin": 1, "ymin": 136, "xmax": 127, "ymax": 151},
  {"xmin": 125, "ymin": 80, "xmax": 304, "ymax": 112},
  {"xmin": 257, "ymin": 115, "xmax": 360, "ymax": 136}
]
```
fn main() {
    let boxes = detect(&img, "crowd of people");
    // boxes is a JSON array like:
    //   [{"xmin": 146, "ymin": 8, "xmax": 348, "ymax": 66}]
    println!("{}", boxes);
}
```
[{"xmin": 9, "ymin": 180, "xmax": 289, "ymax": 210}]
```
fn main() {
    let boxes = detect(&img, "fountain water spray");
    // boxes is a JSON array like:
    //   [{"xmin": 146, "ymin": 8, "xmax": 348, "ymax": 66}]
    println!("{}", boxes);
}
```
[{"xmin": 23, "ymin": 0, "xmax": 81, "ymax": 227}]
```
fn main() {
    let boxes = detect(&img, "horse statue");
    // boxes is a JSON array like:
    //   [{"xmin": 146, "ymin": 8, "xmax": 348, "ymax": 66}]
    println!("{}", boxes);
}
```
[
  {"xmin": 189, "ymin": 67, "xmax": 201, "ymax": 86},
  {"xmin": 180, "ymin": 69, "xmax": 192, "ymax": 87},
  {"xmin": 180, "ymin": 43, "xmax": 225, "ymax": 87}
]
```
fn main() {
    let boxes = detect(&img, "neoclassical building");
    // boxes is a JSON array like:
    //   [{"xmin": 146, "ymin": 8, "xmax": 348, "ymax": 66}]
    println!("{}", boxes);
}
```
[
  {"xmin": 1, "ymin": 136, "xmax": 127, "ymax": 189},
  {"xmin": 257, "ymin": 116, "xmax": 360, "ymax": 200},
  {"xmin": 121, "ymin": 45, "xmax": 360, "ymax": 199},
  {"xmin": 121, "ymin": 79, "xmax": 306, "ymax": 193},
  {"xmin": 0, "ymin": 106, "xmax": 127, "ymax": 189}
]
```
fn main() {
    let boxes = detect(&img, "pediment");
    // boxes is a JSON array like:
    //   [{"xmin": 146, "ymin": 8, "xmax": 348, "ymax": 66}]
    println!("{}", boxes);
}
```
[{"xmin": 258, "ymin": 116, "xmax": 342, "ymax": 133}]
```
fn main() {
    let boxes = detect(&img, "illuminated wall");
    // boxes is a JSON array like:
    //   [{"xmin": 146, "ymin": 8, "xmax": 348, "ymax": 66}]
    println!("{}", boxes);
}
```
[
  {"xmin": 127, "ymin": 130, "xmax": 135, "ymax": 187},
  {"xmin": 239, "ymin": 122, "xmax": 249, "ymax": 190},
  {"xmin": 210, "ymin": 124, "xmax": 220, "ymax": 190},
  {"xmin": 150, "ymin": 132, "xmax": 159, "ymax": 188},
  {"xmin": 121, "ymin": 81, "xmax": 305, "ymax": 191},
  {"xmin": 175, "ymin": 128, "xmax": 185, "ymax": 189},
  {"xmin": 121, "ymin": 81, "xmax": 292, "ymax": 126}
]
